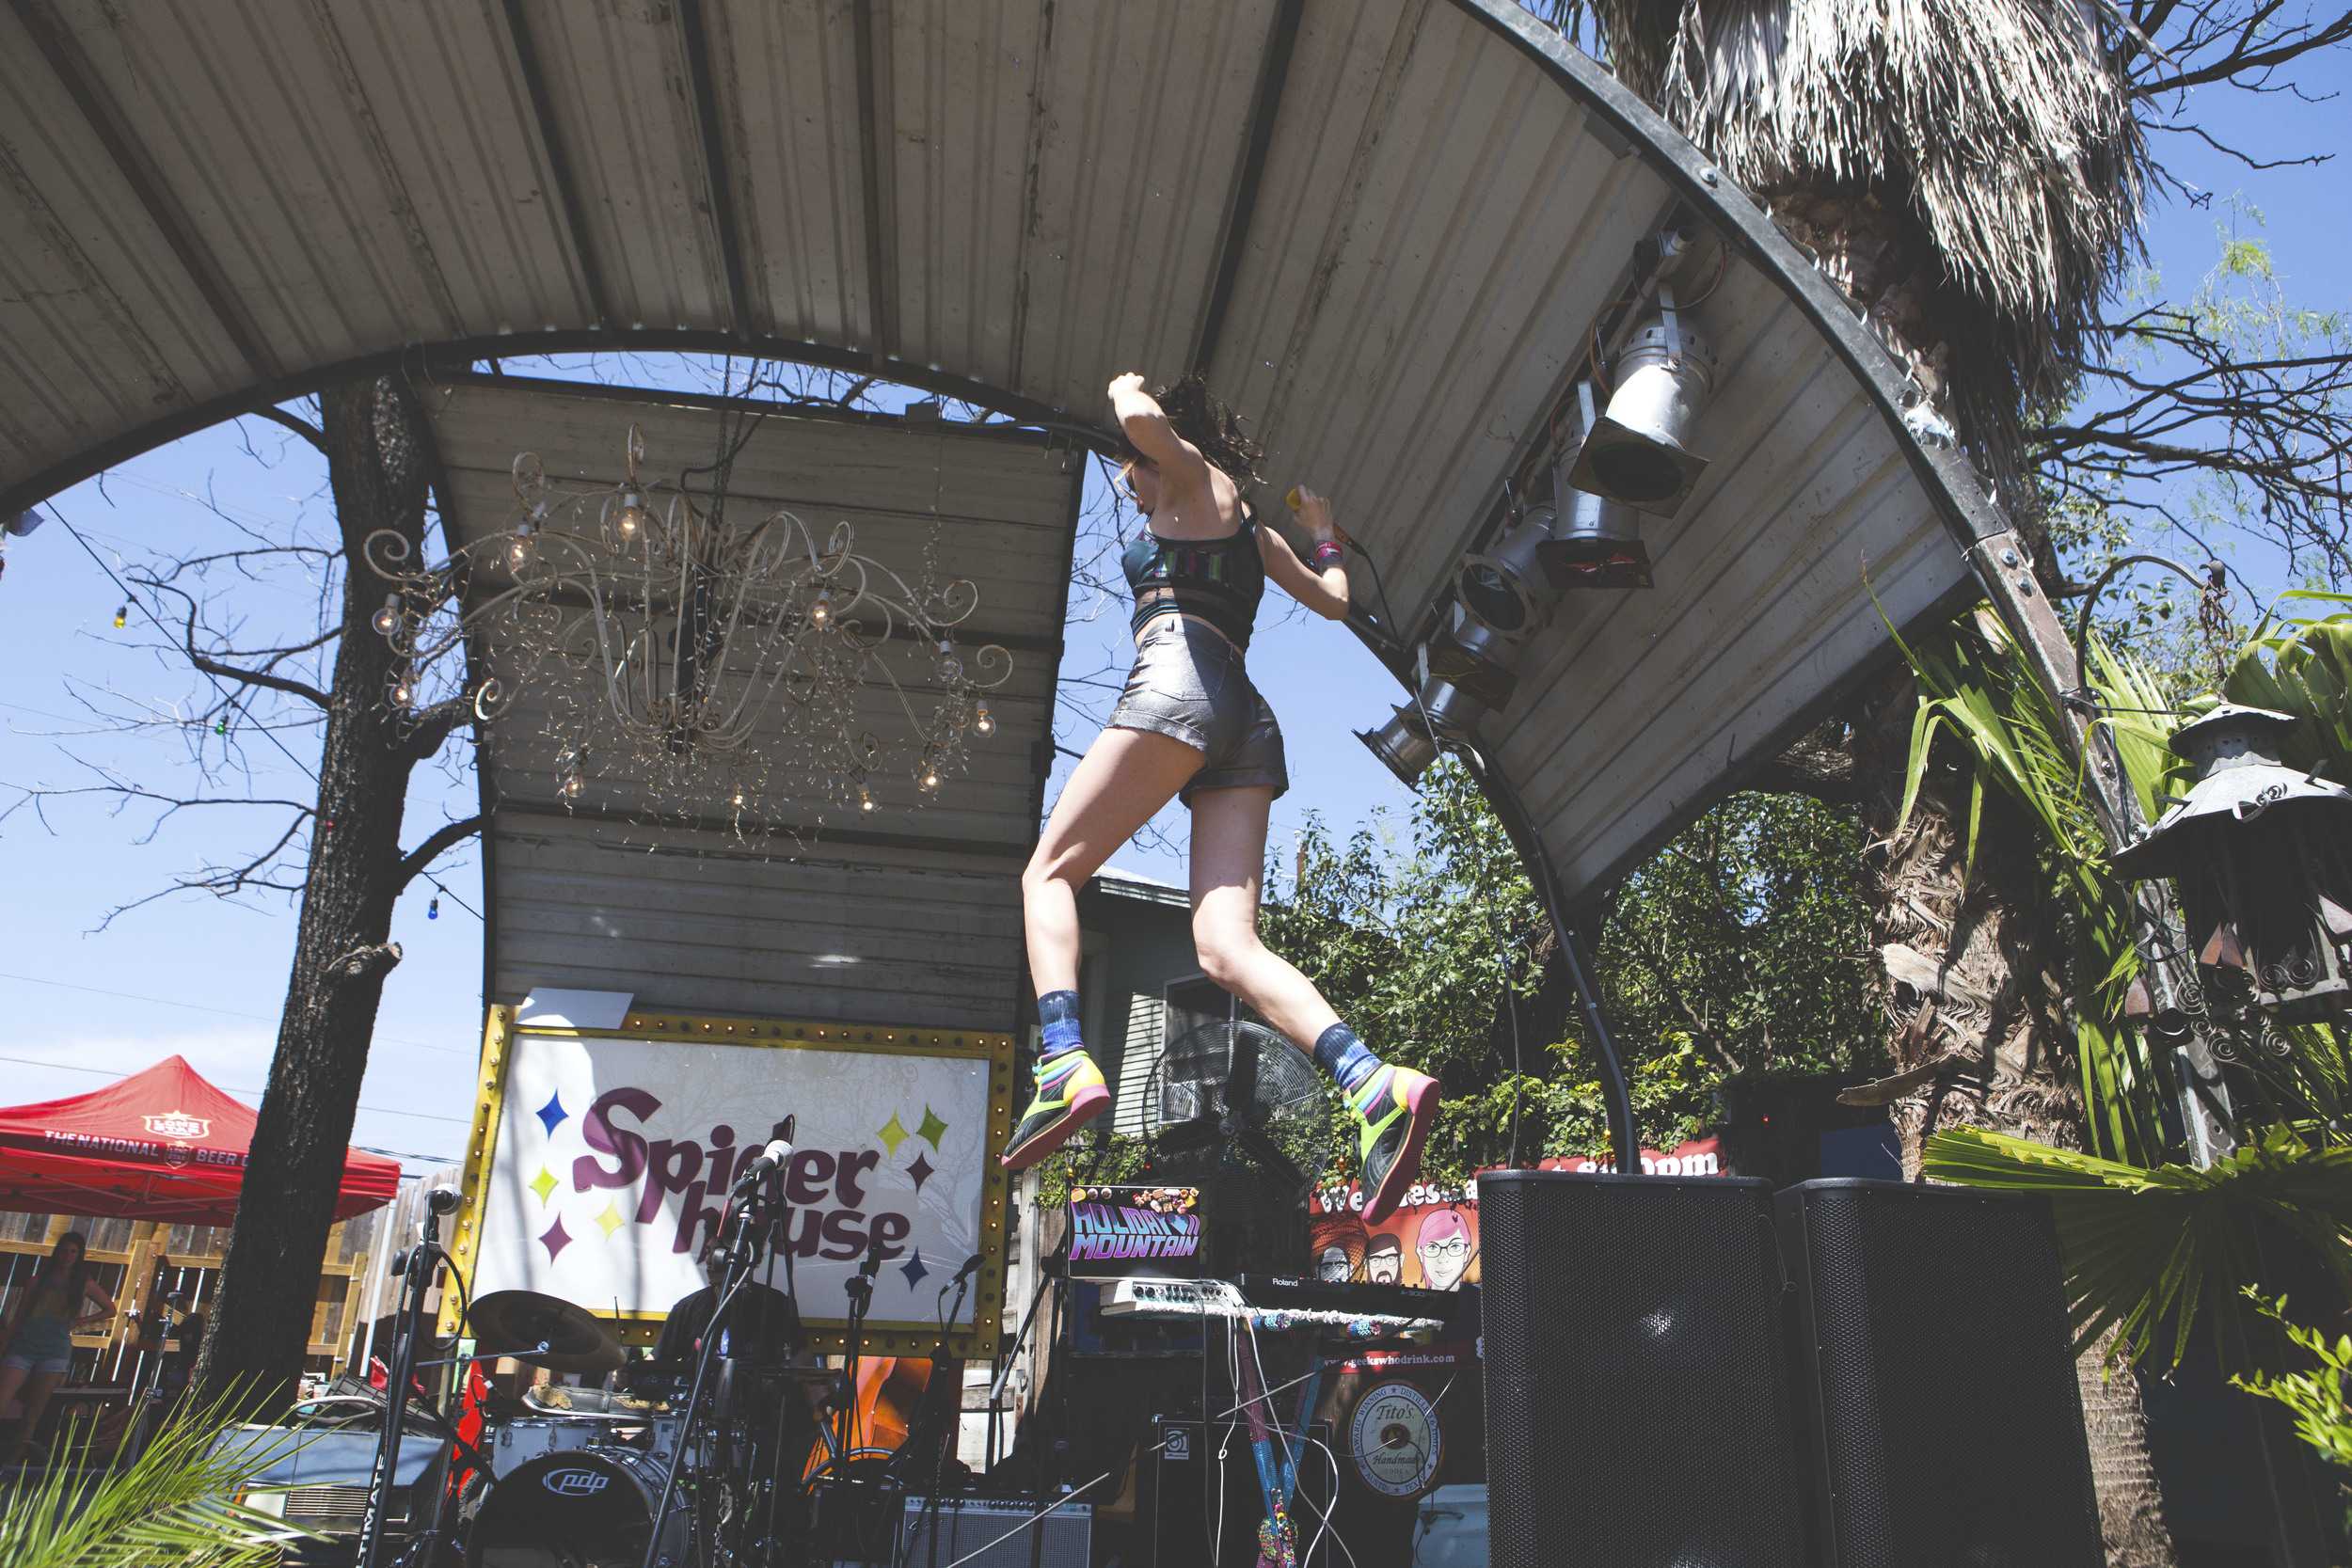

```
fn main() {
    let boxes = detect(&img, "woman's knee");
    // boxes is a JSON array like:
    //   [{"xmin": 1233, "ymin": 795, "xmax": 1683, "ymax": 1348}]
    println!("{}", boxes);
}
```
[
  {"xmin": 1193, "ymin": 924, "xmax": 1264, "ymax": 990},
  {"xmin": 1022, "ymin": 845, "xmax": 1080, "ymax": 901}
]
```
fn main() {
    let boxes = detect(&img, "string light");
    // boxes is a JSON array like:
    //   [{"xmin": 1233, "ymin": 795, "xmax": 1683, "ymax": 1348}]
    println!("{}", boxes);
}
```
[
  {"xmin": 428, "ymin": 895, "xmax": 440, "ymax": 921},
  {"xmin": 112, "ymin": 605, "xmax": 127, "ymax": 629}
]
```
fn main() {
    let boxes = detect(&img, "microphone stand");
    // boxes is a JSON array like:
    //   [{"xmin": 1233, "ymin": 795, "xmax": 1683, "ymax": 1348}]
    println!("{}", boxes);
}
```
[
  {"xmin": 642, "ymin": 1154, "xmax": 786, "ymax": 1568},
  {"xmin": 356, "ymin": 1190, "xmax": 456, "ymax": 1568},
  {"xmin": 902, "ymin": 1261, "xmax": 978, "ymax": 1568}
]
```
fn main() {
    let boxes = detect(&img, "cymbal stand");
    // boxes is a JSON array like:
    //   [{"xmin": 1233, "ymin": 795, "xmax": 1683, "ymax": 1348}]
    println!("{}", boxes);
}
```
[{"xmin": 357, "ymin": 1186, "xmax": 459, "ymax": 1568}]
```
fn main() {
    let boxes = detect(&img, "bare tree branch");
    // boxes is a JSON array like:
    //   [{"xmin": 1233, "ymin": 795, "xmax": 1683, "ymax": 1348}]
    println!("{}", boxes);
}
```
[
  {"xmin": 245, "ymin": 404, "xmax": 328, "ymax": 454},
  {"xmin": 394, "ymin": 813, "xmax": 484, "ymax": 894}
]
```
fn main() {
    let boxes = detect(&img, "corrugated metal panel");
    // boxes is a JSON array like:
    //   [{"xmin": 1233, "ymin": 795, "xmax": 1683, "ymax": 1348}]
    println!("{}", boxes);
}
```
[
  {"xmin": 0, "ymin": 0, "xmax": 1995, "ymax": 929},
  {"xmin": 431, "ymin": 380, "xmax": 1077, "ymax": 1031}
]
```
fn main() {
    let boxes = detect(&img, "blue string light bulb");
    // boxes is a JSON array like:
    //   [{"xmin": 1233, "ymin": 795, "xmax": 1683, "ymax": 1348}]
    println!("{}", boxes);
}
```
[{"xmin": 428, "ymin": 895, "xmax": 439, "ymax": 921}]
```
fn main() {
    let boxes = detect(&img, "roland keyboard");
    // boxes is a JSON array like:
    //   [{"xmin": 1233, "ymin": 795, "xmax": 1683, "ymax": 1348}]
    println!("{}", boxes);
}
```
[{"xmin": 1094, "ymin": 1277, "xmax": 1442, "ymax": 1340}]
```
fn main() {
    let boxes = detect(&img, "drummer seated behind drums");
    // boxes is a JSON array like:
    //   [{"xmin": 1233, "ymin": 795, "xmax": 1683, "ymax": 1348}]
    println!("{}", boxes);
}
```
[{"xmin": 1001, "ymin": 371, "xmax": 1439, "ymax": 1229}]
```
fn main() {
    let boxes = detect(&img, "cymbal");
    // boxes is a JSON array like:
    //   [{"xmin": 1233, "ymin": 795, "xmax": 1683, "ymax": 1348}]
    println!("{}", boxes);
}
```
[{"xmin": 469, "ymin": 1290, "xmax": 625, "ymax": 1372}]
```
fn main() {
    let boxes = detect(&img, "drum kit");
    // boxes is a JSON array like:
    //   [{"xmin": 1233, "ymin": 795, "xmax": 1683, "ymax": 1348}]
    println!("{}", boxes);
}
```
[{"xmin": 356, "ymin": 1131, "xmax": 969, "ymax": 1568}]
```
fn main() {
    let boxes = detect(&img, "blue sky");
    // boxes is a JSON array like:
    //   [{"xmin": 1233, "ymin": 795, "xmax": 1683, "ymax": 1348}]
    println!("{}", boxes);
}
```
[{"xmin": 2, "ymin": 50, "xmax": 2344, "ymax": 1171}]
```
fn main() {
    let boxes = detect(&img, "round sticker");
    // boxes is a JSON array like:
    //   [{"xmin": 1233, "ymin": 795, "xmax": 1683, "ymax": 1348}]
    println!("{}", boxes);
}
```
[{"xmin": 1348, "ymin": 1380, "xmax": 1442, "ymax": 1497}]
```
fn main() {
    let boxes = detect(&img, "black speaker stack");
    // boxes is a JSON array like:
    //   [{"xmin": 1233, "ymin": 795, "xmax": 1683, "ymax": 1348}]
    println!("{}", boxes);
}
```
[{"xmin": 1481, "ymin": 1172, "xmax": 2103, "ymax": 1568}]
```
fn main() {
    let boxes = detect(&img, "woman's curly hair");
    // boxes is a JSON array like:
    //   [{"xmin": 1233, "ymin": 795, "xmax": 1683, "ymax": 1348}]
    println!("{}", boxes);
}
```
[{"xmin": 1126, "ymin": 372, "xmax": 1265, "ymax": 490}]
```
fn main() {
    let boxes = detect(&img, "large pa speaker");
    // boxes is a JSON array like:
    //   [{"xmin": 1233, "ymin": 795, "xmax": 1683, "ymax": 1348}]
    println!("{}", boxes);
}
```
[
  {"xmin": 1776, "ymin": 1179, "xmax": 2102, "ymax": 1566},
  {"xmin": 1480, "ymin": 1169, "xmax": 1808, "ymax": 1568}
]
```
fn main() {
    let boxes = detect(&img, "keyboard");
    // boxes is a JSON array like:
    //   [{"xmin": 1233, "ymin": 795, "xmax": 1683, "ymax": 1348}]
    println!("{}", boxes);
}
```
[
  {"xmin": 1094, "ymin": 1278, "xmax": 1440, "ymax": 1340},
  {"xmin": 1238, "ymin": 1274, "xmax": 1465, "ymax": 1323}
]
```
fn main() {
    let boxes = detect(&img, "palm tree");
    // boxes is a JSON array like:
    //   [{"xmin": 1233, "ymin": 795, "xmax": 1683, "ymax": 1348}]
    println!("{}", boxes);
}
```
[{"xmin": 1527, "ymin": 4, "xmax": 2341, "ymax": 1561}]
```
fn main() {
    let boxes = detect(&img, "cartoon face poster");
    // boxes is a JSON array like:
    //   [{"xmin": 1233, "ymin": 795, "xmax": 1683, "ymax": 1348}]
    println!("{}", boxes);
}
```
[{"xmin": 1305, "ymin": 1139, "xmax": 1725, "ymax": 1290}]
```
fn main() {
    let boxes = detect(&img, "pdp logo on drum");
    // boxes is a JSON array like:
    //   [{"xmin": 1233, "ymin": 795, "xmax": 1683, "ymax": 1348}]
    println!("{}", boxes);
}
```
[{"xmin": 541, "ymin": 1466, "xmax": 612, "ymax": 1497}]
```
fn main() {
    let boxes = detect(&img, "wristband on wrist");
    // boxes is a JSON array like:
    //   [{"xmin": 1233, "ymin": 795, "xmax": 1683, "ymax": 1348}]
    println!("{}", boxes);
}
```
[{"xmin": 1311, "ymin": 539, "xmax": 1345, "ymax": 568}]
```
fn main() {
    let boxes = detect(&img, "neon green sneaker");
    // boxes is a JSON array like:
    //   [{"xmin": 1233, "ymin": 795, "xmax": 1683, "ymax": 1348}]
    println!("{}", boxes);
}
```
[
  {"xmin": 1000, "ymin": 1049, "xmax": 1110, "ymax": 1171},
  {"xmin": 1350, "ymin": 1064, "xmax": 1439, "ymax": 1225}
]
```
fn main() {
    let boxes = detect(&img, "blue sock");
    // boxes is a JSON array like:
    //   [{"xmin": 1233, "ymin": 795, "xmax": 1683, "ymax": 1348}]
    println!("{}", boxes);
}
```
[
  {"xmin": 1038, "ymin": 990, "xmax": 1085, "ymax": 1062},
  {"xmin": 1313, "ymin": 1023, "xmax": 1381, "ymax": 1094}
]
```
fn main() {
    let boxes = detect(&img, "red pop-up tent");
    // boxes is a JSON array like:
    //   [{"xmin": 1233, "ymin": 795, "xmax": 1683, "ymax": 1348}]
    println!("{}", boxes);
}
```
[{"xmin": 0, "ymin": 1055, "xmax": 400, "ymax": 1224}]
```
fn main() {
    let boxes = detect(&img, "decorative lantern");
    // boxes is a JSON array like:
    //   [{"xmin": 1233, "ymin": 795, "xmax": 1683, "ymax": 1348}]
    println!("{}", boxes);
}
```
[
  {"xmin": 1565, "ymin": 316, "xmax": 1718, "ymax": 517},
  {"xmin": 2111, "ymin": 705, "xmax": 2352, "ymax": 1022}
]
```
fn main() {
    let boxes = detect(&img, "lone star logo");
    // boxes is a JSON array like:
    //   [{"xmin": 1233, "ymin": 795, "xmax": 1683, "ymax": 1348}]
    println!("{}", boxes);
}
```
[
  {"xmin": 917, "ymin": 1106, "xmax": 949, "ymax": 1149},
  {"xmin": 143, "ymin": 1110, "xmax": 210, "ymax": 1140},
  {"xmin": 535, "ymin": 1092, "xmax": 568, "ymax": 1136},
  {"xmin": 876, "ymin": 1112, "xmax": 910, "ymax": 1155}
]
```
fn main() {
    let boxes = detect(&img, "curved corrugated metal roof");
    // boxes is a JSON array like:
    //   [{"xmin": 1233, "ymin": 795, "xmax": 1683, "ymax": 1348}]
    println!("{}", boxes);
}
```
[{"xmin": 0, "ymin": 0, "xmax": 2013, "ymax": 1020}]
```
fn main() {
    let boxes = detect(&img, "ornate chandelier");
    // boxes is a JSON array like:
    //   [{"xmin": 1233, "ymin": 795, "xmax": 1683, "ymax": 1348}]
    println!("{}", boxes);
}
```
[{"xmin": 364, "ymin": 421, "xmax": 1010, "ymax": 826}]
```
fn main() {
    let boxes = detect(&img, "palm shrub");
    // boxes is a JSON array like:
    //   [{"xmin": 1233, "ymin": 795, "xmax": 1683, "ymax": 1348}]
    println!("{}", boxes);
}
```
[
  {"xmin": 0, "ymin": 1388, "xmax": 301, "ymax": 1568},
  {"xmin": 1906, "ymin": 605, "xmax": 2352, "ymax": 1389}
]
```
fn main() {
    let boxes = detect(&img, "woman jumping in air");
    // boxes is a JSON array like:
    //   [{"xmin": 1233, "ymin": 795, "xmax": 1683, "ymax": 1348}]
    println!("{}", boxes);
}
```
[{"xmin": 1000, "ymin": 372, "xmax": 1438, "ymax": 1227}]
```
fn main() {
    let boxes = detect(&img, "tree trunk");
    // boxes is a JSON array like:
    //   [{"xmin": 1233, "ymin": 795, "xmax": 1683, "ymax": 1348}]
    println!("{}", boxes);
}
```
[{"xmin": 196, "ymin": 376, "xmax": 434, "ymax": 1414}]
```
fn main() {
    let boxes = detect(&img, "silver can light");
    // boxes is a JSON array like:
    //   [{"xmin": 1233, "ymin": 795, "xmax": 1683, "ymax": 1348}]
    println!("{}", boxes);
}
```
[
  {"xmin": 1567, "ymin": 317, "xmax": 1717, "ymax": 517},
  {"xmin": 1455, "ymin": 509, "xmax": 1557, "ymax": 640},
  {"xmin": 1357, "ymin": 704, "xmax": 1438, "ymax": 787}
]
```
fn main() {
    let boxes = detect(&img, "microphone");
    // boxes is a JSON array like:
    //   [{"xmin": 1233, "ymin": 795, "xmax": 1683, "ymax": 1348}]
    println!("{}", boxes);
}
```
[
  {"xmin": 732, "ymin": 1117, "xmax": 796, "ymax": 1190},
  {"xmin": 858, "ymin": 1229, "xmax": 888, "ymax": 1279},
  {"xmin": 952, "ymin": 1253, "xmax": 983, "ymax": 1285}
]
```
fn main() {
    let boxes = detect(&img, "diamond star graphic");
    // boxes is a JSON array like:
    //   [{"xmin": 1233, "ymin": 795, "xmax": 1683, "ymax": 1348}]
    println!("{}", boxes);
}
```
[
  {"xmin": 535, "ymin": 1091, "xmax": 568, "ymax": 1136},
  {"xmin": 899, "ymin": 1248, "xmax": 930, "ymax": 1288},
  {"xmin": 539, "ymin": 1215, "xmax": 572, "ymax": 1262},
  {"xmin": 876, "ymin": 1112, "xmax": 910, "ymax": 1155},
  {"xmin": 906, "ymin": 1151, "xmax": 936, "ymax": 1191},
  {"xmin": 595, "ymin": 1200, "xmax": 626, "ymax": 1238},
  {"xmin": 529, "ymin": 1165, "xmax": 558, "ymax": 1206},
  {"xmin": 917, "ymin": 1106, "xmax": 949, "ymax": 1149}
]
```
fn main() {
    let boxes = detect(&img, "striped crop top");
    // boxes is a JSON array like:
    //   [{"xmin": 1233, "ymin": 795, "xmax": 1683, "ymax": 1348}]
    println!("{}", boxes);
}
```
[{"xmin": 1120, "ymin": 509, "xmax": 1265, "ymax": 651}]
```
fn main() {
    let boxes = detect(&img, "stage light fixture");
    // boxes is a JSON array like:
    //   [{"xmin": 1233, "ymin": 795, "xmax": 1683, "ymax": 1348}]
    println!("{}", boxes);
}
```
[
  {"xmin": 1356, "ymin": 704, "xmax": 1438, "ymax": 787},
  {"xmin": 1566, "ymin": 313, "xmax": 1717, "ymax": 517},
  {"xmin": 1539, "ymin": 381, "xmax": 1654, "ymax": 591},
  {"xmin": 1455, "ymin": 510, "xmax": 1557, "ymax": 641}
]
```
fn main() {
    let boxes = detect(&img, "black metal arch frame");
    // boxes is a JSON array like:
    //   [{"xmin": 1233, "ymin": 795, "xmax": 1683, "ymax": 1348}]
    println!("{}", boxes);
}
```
[{"xmin": 4, "ymin": 0, "xmax": 2030, "ymax": 1177}]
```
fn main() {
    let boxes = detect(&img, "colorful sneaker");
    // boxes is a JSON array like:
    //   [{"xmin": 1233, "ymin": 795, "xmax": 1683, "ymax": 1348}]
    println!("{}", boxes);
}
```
[
  {"xmin": 1000, "ymin": 1049, "xmax": 1110, "ymax": 1171},
  {"xmin": 1350, "ymin": 1064, "xmax": 1439, "ymax": 1225}
]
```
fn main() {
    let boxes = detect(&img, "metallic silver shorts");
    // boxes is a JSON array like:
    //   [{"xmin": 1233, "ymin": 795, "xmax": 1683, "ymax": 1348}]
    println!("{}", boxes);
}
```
[{"xmin": 1108, "ymin": 617, "xmax": 1289, "ymax": 806}]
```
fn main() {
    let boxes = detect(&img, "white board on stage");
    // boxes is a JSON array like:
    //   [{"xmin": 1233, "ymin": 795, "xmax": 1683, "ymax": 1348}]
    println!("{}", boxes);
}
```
[{"xmin": 452, "ymin": 1011, "xmax": 1012, "ymax": 1355}]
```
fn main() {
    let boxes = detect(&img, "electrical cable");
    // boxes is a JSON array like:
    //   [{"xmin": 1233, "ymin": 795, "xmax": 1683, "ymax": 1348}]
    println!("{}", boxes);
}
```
[{"xmin": 0, "ymin": 971, "xmax": 468, "ymax": 1055}]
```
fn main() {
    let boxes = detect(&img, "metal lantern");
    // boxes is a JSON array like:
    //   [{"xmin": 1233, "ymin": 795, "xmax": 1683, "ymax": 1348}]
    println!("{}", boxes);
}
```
[
  {"xmin": 1540, "ymin": 380, "xmax": 1654, "ymax": 590},
  {"xmin": 1565, "ymin": 316, "xmax": 1718, "ymax": 516},
  {"xmin": 1358, "ymin": 704, "xmax": 1438, "ymax": 787},
  {"xmin": 2111, "ymin": 705, "xmax": 2352, "ymax": 1022}
]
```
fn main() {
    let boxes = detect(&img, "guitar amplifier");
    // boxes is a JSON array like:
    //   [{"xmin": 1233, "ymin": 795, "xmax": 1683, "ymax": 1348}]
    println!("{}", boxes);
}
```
[
  {"xmin": 896, "ymin": 1496, "xmax": 1090, "ymax": 1567},
  {"xmin": 1149, "ymin": 1416, "xmax": 1338, "ymax": 1566}
]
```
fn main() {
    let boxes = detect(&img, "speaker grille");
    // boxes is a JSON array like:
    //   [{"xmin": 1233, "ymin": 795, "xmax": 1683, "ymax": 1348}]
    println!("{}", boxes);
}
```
[
  {"xmin": 1780, "ymin": 1181, "xmax": 2101, "ymax": 1567},
  {"xmin": 1481, "ymin": 1171, "xmax": 1807, "ymax": 1568}
]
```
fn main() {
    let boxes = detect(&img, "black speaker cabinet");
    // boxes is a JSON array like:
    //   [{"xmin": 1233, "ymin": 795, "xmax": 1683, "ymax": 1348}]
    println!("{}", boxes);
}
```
[
  {"xmin": 1776, "ymin": 1179, "xmax": 2102, "ymax": 1567},
  {"xmin": 1148, "ymin": 1415, "xmax": 1338, "ymax": 1566},
  {"xmin": 1480, "ymin": 1169, "xmax": 1809, "ymax": 1568}
]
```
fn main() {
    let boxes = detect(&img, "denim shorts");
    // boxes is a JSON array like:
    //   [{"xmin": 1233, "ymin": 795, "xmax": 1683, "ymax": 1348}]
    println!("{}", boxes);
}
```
[
  {"xmin": 2, "ymin": 1347, "xmax": 72, "ymax": 1377},
  {"xmin": 1109, "ymin": 617, "xmax": 1289, "ymax": 806}
]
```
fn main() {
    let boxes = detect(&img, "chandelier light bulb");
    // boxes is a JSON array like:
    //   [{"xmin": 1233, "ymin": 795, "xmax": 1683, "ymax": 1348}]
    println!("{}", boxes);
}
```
[
  {"xmin": 373, "ymin": 594, "xmax": 401, "ymax": 637},
  {"xmin": 615, "ymin": 487, "xmax": 646, "ymax": 541},
  {"xmin": 811, "ymin": 587, "xmax": 833, "ymax": 626},
  {"xmin": 730, "ymin": 785, "xmax": 746, "ymax": 809},
  {"xmin": 561, "ymin": 758, "xmax": 585, "ymax": 800},
  {"xmin": 975, "ymin": 702, "xmax": 994, "ymax": 736},
  {"xmin": 391, "ymin": 675, "xmax": 415, "ymax": 708},
  {"xmin": 859, "ymin": 785, "xmax": 876, "ymax": 813}
]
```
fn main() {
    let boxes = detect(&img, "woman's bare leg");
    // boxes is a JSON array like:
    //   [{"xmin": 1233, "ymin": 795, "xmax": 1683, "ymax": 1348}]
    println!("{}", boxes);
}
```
[
  {"xmin": 1185, "ymin": 784, "xmax": 1340, "ymax": 1051},
  {"xmin": 1, "ymin": 1369, "xmax": 63, "ymax": 1465},
  {"xmin": 1022, "ymin": 726, "xmax": 1203, "ymax": 995}
]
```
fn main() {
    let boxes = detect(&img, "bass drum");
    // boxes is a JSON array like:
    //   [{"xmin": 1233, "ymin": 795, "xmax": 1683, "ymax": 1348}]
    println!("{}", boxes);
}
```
[{"xmin": 461, "ymin": 1448, "xmax": 685, "ymax": 1568}]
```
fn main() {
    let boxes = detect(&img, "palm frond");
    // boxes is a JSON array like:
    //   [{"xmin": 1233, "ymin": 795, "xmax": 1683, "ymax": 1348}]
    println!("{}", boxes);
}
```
[
  {"xmin": 0, "ymin": 1387, "xmax": 310, "ymax": 1568},
  {"xmin": 1922, "ymin": 1125, "xmax": 2352, "ymax": 1370}
]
